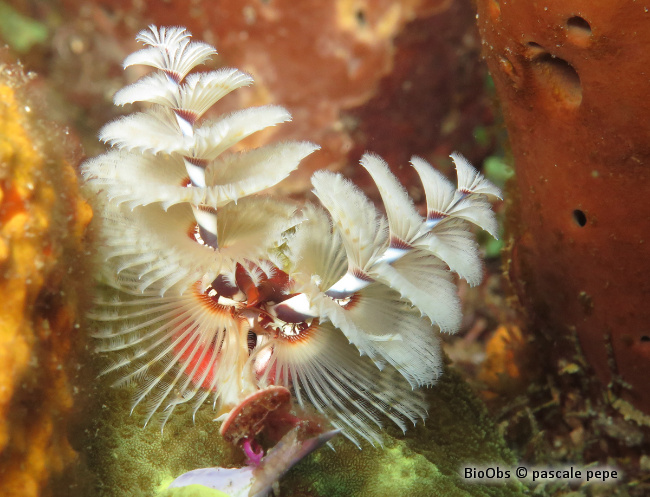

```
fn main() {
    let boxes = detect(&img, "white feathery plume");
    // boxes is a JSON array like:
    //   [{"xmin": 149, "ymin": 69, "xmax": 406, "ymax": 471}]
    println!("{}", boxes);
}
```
[
  {"xmin": 88, "ymin": 25, "xmax": 318, "ymax": 435},
  {"xmin": 411, "ymin": 155, "xmax": 501, "ymax": 237},
  {"xmin": 310, "ymin": 171, "xmax": 388, "ymax": 300},
  {"xmin": 314, "ymin": 283, "xmax": 443, "ymax": 387},
  {"xmin": 82, "ymin": 150, "xmax": 187, "ymax": 208},
  {"xmin": 189, "ymin": 106, "xmax": 292, "ymax": 159},
  {"xmin": 85, "ymin": 25, "xmax": 501, "ymax": 445},
  {"xmin": 264, "ymin": 208, "xmax": 434, "ymax": 441},
  {"xmin": 318, "ymin": 152, "xmax": 494, "ymax": 331},
  {"xmin": 83, "ymin": 142, "xmax": 318, "ymax": 211},
  {"xmin": 311, "ymin": 171, "xmax": 388, "ymax": 274},
  {"xmin": 96, "ymin": 197, "xmax": 296, "ymax": 296},
  {"xmin": 99, "ymin": 107, "xmax": 185, "ymax": 154},
  {"xmin": 91, "ymin": 283, "xmax": 252, "ymax": 427},
  {"xmin": 452, "ymin": 152, "xmax": 503, "ymax": 198},
  {"xmin": 307, "ymin": 166, "xmax": 449, "ymax": 373},
  {"xmin": 203, "ymin": 142, "xmax": 319, "ymax": 206},
  {"xmin": 124, "ymin": 25, "xmax": 217, "ymax": 82},
  {"xmin": 178, "ymin": 70, "xmax": 254, "ymax": 119},
  {"xmin": 113, "ymin": 72, "xmax": 179, "ymax": 107},
  {"xmin": 98, "ymin": 105, "xmax": 291, "ymax": 157},
  {"xmin": 358, "ymin": 153, "xmax": 463, "ymax": 329},
  {"xmin": 96, "ymin": 201, "xmax": 225, "ymax": 296},
  {"xmin": 280, "ymin": 206, "xmax": 384, "ymax": 357},
  {"xmin": 418, "ymin": 218, "xmax": 483, "ymax": 287},
  {"xmin": 281, "ymin": 204, "xmax": 347, "ymax": 290},
  {"xmin": 371, "ymin": 249, "xmax": 462, "ymax": 333},
  {"xmin": 283, "ymin": 206, "xmax": 441, "ymax": 385},
  {"xmin": 114, "ymin": 69, "xmax": 254, "ymax": 120},
  {"xmin": 409, "ymin": 156, "xmax": 456, "ymax": 217},
  {"xmin": 135, "ymin": 25, "xmax": 191, "ymax": 49},
  {"xmin": 252, "ymin": 321, "xmax": 428, "ymax": 447},
  {"xmin": 359, "ymin": 153, "xmax": 424, "ymax": 245},
  {"xmin": 215, "ymin": 197, "xmax": 298, "ymax": 259}
]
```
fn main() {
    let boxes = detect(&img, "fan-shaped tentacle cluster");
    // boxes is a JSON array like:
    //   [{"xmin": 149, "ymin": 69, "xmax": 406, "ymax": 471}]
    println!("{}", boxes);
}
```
[{"xmin": 83, "ymin": 25, "xmax": 501, "ymax": 446}]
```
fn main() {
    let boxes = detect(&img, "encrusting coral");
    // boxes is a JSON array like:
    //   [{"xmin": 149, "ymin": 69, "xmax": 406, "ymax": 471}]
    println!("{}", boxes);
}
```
[
  {"xmin": 82, "ymin": 26, "xmax": 501, "ymax": 456},
  {"xmin": 0, "ymin": 54, "xmax": 92, "ymax": 496},
  {"xmin": 86, "ymin": 365, "xmax": 525, "ymax": 497}
]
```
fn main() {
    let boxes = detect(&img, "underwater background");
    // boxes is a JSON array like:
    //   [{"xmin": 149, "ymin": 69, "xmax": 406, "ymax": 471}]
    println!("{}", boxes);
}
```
[{"xmin": 0, "ymin": 0, "xmax": 648, "ymax": 496}]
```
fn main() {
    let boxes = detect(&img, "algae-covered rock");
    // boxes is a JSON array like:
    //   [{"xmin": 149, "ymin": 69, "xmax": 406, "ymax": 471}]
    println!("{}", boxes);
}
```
[{"xmin": 85, "ymin": 365, "xmax": 525, "ymax": 497}]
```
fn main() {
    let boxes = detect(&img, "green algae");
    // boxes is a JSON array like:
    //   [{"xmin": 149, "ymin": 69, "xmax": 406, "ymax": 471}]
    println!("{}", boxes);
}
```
[
  {"xmin": 84, "ymin": 363, "xmax": 525, "ymax": 497},
  {"xmin": 0, "ymin": 2, "xmax": 48, "ymax": 53}
]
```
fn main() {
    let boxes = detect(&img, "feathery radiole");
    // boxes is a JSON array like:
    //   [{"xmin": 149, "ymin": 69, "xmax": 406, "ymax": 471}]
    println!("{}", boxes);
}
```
[{"xmin": 83, "ymin": 25, "xmax": 501, "ymax": 446}]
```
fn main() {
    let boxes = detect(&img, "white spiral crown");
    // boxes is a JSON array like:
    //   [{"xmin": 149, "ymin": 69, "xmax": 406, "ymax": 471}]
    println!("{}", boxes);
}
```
[{"xmin": 83, "ymin": 25, "xmax": 501, "ymax": 446}]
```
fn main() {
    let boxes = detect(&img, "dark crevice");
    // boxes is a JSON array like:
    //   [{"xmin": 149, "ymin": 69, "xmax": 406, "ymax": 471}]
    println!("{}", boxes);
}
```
[
  {"xmin": 567, "ymin": 16, "xmax": 591, "ymax": 34},
  {"xmin": 532, "ymin": 53, "xmax": 582, "ymax": 107},
  {"xmin": 573, "ymin": 209, "xmax": 587, "ymax": 227}
]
